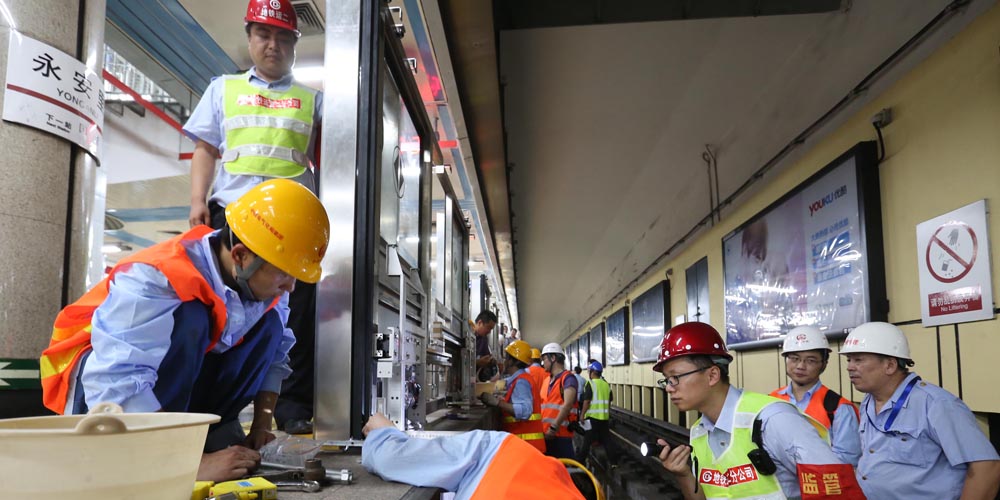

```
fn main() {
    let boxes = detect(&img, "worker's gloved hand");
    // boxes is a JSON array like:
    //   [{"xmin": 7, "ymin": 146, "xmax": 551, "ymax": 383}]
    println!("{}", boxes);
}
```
[
  {"xmin": 479, "ymin": 392, "xmax": 498, "ymax": 407},
  {"xmin": 197, "ymin": 445, "xmax": 261, "ymax": 483}
]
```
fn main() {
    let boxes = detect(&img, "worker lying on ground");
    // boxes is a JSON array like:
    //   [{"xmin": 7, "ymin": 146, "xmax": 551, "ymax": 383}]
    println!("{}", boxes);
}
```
[
  {"xmin": 40, "ymin": 179, "xmax": 330, "ymax": 483},
  {"xmin": 361, "ymin": 412, "xmax": 597, "ymax": 500}
]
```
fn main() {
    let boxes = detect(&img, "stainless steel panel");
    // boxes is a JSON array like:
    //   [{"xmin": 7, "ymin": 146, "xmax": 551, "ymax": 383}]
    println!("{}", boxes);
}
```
[{"xmin": 315, "ymin": 0, "xmax": 362, "ymax": 442}]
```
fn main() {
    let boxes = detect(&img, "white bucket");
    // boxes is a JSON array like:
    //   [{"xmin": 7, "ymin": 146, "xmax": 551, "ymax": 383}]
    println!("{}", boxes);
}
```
[{"xmin": 0, "ymin": 403, "xmax": 219, "ymax": 500}]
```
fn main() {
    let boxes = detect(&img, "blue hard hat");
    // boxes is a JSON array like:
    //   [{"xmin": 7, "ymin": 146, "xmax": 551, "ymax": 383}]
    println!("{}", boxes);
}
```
[{"xmin": 588, "ymin": 361, "xmax": 603, "ymax": 372}]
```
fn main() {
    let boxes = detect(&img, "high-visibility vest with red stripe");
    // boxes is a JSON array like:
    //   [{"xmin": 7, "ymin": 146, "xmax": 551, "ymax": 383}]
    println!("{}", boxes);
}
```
[
  {"xmin": 502, "ymin": 372, "xmax": 546, "ymax": 453},
  {"xmin": 470, "ymin": 434, "xmax": 583, "ymax": 500},
  {"xmin": 769, "ymin": 384, "xmax": 859, "ymax": 429},
  {"xmin": 40, "ymin": 226, "xmax": 275, "ymax": 414},
  {"xmin": 540, "ymin": 370, "xmax": 578, "ymax": 438}
]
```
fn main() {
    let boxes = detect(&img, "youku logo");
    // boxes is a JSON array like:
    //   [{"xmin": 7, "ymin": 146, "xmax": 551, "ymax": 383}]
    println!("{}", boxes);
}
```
[{"xmin": 808, "ymin": 185, "xmax": 848, "ymax": 217}]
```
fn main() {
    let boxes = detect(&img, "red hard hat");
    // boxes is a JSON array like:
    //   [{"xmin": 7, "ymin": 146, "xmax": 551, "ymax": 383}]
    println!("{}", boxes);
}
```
[
  {"xmin": 652, "ymin": 322, "xmax": 732, "ymax": 372},
  {"xmin": 245, "ymin": 0, "xmax": 299, "ymax": 36}
]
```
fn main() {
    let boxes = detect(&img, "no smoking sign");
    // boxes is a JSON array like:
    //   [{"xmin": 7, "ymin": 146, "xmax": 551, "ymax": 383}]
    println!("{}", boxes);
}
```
[{"xmin": 916, "ymin": 200, "xmax": 994, "ymax": 327}]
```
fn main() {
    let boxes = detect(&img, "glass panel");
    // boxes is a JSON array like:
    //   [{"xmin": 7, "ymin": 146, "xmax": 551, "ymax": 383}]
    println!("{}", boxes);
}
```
[
  {"xmin": 379, "ymin": 67, "xmax": 402, "ymax": 244},
  {"xmin": 397, "ymin": 98, "xmax": 421, "ymax": 265},
  {"xmin": 451, "ymin": 214, "xmax": 465, "ymax": 315}
]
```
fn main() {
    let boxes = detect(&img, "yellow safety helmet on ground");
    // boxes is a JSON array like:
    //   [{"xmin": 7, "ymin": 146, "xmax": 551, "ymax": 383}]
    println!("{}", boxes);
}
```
[
  {"xmin": 530, "ymin": 348, "xmax": 542, "ymax": 360},
  {"xmin": 505, "ymin": 340, "xmax": 533, "ymax": 365},
  {"xmin": 559, "ymin": 458, "xmax": 605, "ymax": 500},
  {"xmin": 226, "ymin": 179, "xmax": 329, "ymax": 283}
]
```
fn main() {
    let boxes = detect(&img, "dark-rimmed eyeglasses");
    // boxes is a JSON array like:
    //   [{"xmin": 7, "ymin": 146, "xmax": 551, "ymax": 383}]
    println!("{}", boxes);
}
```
[{"xmin": 656, "ymin": 366, "xmax": 710, "ymax": 389}]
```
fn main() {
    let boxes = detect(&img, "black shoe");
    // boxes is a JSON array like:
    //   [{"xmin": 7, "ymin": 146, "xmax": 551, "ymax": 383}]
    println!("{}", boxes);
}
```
[{"xmin": 283, "ymin": 419, "xmax": 313, "ymax": 435}]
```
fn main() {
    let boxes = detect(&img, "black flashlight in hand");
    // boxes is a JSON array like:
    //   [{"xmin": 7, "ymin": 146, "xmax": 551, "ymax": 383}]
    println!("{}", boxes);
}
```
[{"xmin": 640, "ymin": 440, "xmax": 665, "ymax": 458}]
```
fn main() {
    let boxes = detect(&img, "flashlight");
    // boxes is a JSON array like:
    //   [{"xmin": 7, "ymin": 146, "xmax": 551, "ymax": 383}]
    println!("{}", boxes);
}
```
[{"xmin": 640, "ymin": 441, "xmax": 665, "ymax": 458}]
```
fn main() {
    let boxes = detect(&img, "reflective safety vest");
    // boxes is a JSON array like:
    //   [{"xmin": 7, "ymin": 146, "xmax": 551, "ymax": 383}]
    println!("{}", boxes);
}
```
[
  {"xmin": 690, "ymin": 391, "xmax": 789, "ymax": 500},
  {"xmin": 528, "ymin": 364, "xmax": 546, "ymax": 400},
  {"xmin": 501, "ymin": 372, "xmax": 546, "ymax": 453},
  {"xmin": 584, "ymin": 378, "xmax": 611, "ymax": 421},
  {"xmin": 222, "ymin": 74, "xmax": 317, "ymax": 178},
  {"xmin": 540, "ymin": 370, "xmax": 578, "ymax": 438},
  {"xmin": 39, "ymin": 227, "xmax": 277, "ymax": 414},
  {"xmin": 470, "ymin": 434, "xmax": 583, "ymax": 500},
  {"xmin": 769, "ymin": 384, "xmax": 859, "ymax": 430}
]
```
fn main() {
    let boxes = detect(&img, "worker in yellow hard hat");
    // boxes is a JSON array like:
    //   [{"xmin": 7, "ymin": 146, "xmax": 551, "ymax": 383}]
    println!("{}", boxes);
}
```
[
  {"xmin": 182, "ymin": 0, "xmax": 323, "ymax": 436},
  {"xmin": 480, "ymin": 340, "xmax": 546, "ymax": 453},
  {"xmin": 41, "ymin": 179, "xmax": 329, "ymax": 483}
]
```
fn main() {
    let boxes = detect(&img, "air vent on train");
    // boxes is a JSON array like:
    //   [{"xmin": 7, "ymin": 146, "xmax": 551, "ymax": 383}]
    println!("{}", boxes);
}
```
[{"xmin": 292, "ymin": 0, "xmax": 325, "ymax": 36}]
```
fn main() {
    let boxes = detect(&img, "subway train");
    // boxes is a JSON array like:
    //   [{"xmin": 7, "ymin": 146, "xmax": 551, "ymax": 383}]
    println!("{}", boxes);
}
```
[{"xmin": 1, "ymin": 0, "xmax": 999, "ymax": 499}]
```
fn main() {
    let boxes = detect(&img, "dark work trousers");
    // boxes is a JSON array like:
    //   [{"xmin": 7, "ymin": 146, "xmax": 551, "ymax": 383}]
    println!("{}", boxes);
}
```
[
  {"xmin": 544, "ymin": 436, "xmax": 576, "ymax": 460},
  {"xmin": 210, "ymin": 200, "xmax": 317, "ymax": 429},
  {"xmin": 576, "ymin": 418, "xmax": 616, "ymax": 464},
  {"xmin": 72, "ymin": 301, "xmax": 284, "ymax": 452}
]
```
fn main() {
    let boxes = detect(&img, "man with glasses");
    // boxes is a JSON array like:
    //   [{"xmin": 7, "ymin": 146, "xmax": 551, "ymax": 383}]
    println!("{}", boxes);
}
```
[
  {"xmin": 770, "ymin": 326, "xmax": 860, "ymax": 466},
  {"xmin": 651, "ymin": 322, "xmax": 862, "ymax": 499}
]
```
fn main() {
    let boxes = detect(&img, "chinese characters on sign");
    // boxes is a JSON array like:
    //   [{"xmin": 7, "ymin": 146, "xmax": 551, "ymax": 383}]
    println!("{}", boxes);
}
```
[
  {"xmin": 3, "ymin": 32, "xmax": 104, "ymax": 162},
  {"xmin": 916, "ymin": 200, "xmax": 994, "ymax": 327}
]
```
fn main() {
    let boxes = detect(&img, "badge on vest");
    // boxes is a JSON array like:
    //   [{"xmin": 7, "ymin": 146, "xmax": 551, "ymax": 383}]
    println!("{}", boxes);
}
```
[
  {"xmin": 699, "ymin": 464, "xmax": 759, "ymax": 487},
  {"xmin": 236, "ymin": 94, "xmax": 302, "ymax": 109}
]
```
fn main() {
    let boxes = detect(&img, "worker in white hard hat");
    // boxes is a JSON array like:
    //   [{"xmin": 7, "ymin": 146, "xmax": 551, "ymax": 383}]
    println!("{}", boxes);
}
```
[
  {"xmin": 769, "ymin": 326, "xmax": 861, "ymax": 466},
  {"xmin": 841, "ymin": 322, "xmax": 1000, "ymax": 500},
  {"xmin": 539, "ymin": 342, "xmax": 579, "ymax": 459}
]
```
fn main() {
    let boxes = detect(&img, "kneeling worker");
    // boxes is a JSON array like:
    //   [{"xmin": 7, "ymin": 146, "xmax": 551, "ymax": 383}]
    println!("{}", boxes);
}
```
[
  {"xmin": 480, "ymin": 339, "xmax": 546, "ymax": 453},
  {"xmin": 653, "ymin": 322, "xmax": 863, "ymax": 499},
  {"xmin": 362, "ymin": 413, "xmax": 592, "ymax": 499},
  {"xmin": 770, "ymin": 326, "xmax": 861, "ymax": 466},
  {"xmin": 40, "ymin": 179, "xmax": 330, "ymax": 483},
  {"xmin": 841, "ymin": 322, "xmax": 1000, "ymax": 500}
]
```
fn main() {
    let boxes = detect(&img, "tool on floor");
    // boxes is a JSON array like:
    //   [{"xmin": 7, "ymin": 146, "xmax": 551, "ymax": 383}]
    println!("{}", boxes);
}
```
[
  {"xmin": 274, "ymin": 480, "xmax": 322, "ymax": 493},
  {"xmin": 211, "ymin": 477, "xmax": 277, "ymax": 500},
  {"xmin": 260, "ymin": 459, "xmax": 354, "ymax": 485}
]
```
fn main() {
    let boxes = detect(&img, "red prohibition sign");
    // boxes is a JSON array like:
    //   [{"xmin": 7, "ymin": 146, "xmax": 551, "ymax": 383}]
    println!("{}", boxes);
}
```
[{"xmin": 925, "ymin": 222, "xmax": 978, "ymax": 283}]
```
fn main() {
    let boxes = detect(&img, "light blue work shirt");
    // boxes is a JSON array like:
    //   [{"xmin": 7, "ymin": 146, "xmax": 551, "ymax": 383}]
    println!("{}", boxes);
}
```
[
  {"xmin": 856, "ymin": 372, "xmax": 1000, "ymax": 500},
  {"xmin": 362, "ymin": 427, "xmax": 508, "ymax": 500},
  {"xmin": 504, "ymin": 368, "xmax": 533, "ymax": 420},
  {"xmin": 775, "ymin": 381, "xmax": 862, "ymax": 466},
  {"xmin": 81, "ymin": 231, "xmax": 294, "ymax": 412},
  {"xmin": 694, "ymin": 386, "xmax": 844, "ymax": 500},
  {"xmin": 181, "ymin": 67, "xmax": 323, "ymax": 206}
]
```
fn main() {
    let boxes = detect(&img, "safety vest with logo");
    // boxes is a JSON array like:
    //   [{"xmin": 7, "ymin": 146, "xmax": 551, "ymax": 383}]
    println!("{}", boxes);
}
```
[
  {"xmin": 39, "ymin": 226, "xmax": 277, "ymax": 414},
  {"xmin": 470, "ymin": 434, "xmax": 583, "ymax": 500},
  {"xmin": 690, "ymin": 391, "xmax": 828, "ymax": 500},
  {"xmin": 501, "ymin": 372, "xmax": 546, "ymax": 453},
  {"xmin": 769, "ymin": 384, "xmax": 859, "ymax": 430},
  {"xmin": 584, "ymin": 377, "xmax": 611, "ymax": 421},
  {"xmin": 222, "ymin": 74, "xmax": 317, "ymax": 178},
  {"xmin": 540, "ymin": 370, "xmax": 579, "ymax": 438}
]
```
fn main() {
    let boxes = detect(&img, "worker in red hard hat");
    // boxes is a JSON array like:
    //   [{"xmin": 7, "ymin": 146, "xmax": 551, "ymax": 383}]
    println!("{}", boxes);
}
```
[
  {"xmin": 650, "ymin": 322, "xmax": 863, "ymax": 499},
  {"xmin": 182, "ymin": 0, "xmax": 324, "ymax": 436}
]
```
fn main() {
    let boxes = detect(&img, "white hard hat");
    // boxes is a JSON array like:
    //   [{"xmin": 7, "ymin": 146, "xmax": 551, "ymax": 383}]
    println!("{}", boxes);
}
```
[
  {"xmin": 782, "ymin": 326, "xmax": 830, "ymax": 354},
  {"xmin": 839, "ymin": 322, "xmax": 911, "ymax": 360},
  {"xmin": 541, "ymin": 342, "xmax": 565, "ymax": 356}
]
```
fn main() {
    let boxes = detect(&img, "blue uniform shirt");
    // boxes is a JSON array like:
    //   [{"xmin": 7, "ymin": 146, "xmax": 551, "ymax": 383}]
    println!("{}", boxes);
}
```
[
  {"xmin": 80, "ymin": 231, "xmax": 294, "ymax": 412},
  {"xmin": 363, "ymin": 427, "xmax": 508, "ymax": 500},
  {"xmin": 181, "ymin": 67, "xmax": 323, "ymax": 206},
  {"xmin": 504, "ymin": 368, "xmax": 533, "ymax": 420},
  {"xmin": 695, "ymin": 386, "xmax": 844, "ymax": 499},
  {"xmin": 856, "ymin": 372, "xmax": 1000, "ymax": 500},
  {"xmin": 775, "ymin": 381, "xmax": 862, "ymax": 466}
]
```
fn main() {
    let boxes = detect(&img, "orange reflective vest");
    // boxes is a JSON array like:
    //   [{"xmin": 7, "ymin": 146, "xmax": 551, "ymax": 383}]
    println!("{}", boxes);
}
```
[
  {"xmin": 40, "ymin": 226, "xmax": 275, "ymax": 414},
  {"xmin": 502, "ymin": 372, "xmax": 546, "ymax": 453},
  {"xmin": 770, "ymin": 384, "xmax": 859, "ymax": 429},
  {"xmin": 470, "ymin": 434, "xmax": 583, "ymax": 500},
  {"xmin": 540, "ymin": 370, "xmax": 578, "ymax": 438},
  {"xmin": 527, "ymin": 364, "xmax": 546, "ymax": 400}
]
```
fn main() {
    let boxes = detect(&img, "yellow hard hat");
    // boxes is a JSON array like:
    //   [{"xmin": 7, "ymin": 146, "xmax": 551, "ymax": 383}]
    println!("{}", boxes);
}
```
[
  {"xmin": 505, "ymin": 340, "xmax": 533, "ymax": 365},
  {"xmin": 530, "ymin": 348, "xmax": 541, "ymax": 360},
  {"xmin": 225, "ymin": 179, "xmax": 330, "ymax": 283}
]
